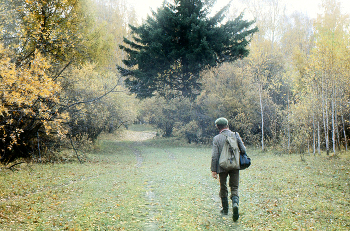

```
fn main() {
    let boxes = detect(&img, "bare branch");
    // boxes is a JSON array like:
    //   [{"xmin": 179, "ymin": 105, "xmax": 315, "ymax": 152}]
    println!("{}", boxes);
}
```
[
  {"xmin": 61, "ymin": 76, "xmax": 124, "ymax": 110},
  {"xmin": 69, "ymin": 135, "xmax": 83, "ymax": 164},
  {"xmin": 53, "ymin": 60, "xmax": 73, "ymax": 81},
  {"xmin": 7, "ymin": 162, "xmax": 25, "ymax": 172}
]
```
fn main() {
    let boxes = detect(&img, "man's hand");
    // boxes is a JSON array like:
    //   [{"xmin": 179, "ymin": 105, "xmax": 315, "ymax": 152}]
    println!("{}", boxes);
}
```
[{"xmin": 212, "ymin": 171, "xmax": 218, "ymax": 179}]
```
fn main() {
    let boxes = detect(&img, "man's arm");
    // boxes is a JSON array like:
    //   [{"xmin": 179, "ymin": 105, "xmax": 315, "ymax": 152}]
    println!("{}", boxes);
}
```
[{"xmin": 211, "ymin": 137, "xmax": 219, "ymax": 176}]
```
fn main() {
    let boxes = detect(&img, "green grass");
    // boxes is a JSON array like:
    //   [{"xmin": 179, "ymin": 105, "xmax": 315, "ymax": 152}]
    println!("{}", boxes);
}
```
[{"xmin": 1, "ymin": 133, "xmax": 349, "ymax": 230}]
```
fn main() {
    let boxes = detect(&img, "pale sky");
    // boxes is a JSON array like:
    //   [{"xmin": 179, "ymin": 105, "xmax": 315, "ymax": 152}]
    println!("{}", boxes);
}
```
[{"xmin": 127, "ymin": 0, "xmax": 350, "ymax": 21}]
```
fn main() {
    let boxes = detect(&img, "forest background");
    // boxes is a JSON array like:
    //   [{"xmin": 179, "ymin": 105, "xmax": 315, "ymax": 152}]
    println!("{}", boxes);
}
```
[{"xmin": 0, "ymin": 0, "xmax": 350, "ymax": 165}]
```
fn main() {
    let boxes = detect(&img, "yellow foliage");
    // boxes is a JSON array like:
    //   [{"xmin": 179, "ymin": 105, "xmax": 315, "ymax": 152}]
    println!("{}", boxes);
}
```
[{"xmin": 0, "ymin": 44, "xmax": 67, "ymax": 152}]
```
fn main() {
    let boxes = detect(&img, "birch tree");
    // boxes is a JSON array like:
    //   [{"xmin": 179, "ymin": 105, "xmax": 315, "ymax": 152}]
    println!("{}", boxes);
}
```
[
  {"xmin": 309, "ymin": 0, "xmax": 350, "ymax": 155},
  {"xmin": 246, "ymin": 40, "xmax": 272, "ymax": 151}
]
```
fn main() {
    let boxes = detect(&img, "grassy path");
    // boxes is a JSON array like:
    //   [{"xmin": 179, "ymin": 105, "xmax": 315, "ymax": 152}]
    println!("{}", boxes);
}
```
[{"xmin": 1, "ymin": 130, "xmax": 350, "ymax": 230}]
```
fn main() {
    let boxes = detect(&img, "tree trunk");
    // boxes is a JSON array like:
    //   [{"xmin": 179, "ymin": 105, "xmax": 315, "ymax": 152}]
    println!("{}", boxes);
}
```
[
  {"xmin": 331, "ymin": 87, "xmax": 336, "ymax": 155},
  {"xmin": 334, "ymin": 87, "xmax": 340, "ymax": 151},
  {"xmin": 342, "ymin": 115, "xmax": 348, "ymax": 151},
  {"xmin": 259, "ymin": 84, "xmax": 264, "ymax": 151},
  {"xmin": 287, "ymin": 92, "xmax": 291, "ymax": 153},
  {"xmin": 325, "ymin": 99, "xmax": 330, "ymax": 156},
  {"xmin": 322, "ymin": 77, "xmax": 330, "ymax": 156},
  {"xmin": 317, "ymin": 121, "xmax": 321, "ymax": 155},
  {"xmin": 312, "ymin": 114, "xmax": 316, "ymax": 155}
]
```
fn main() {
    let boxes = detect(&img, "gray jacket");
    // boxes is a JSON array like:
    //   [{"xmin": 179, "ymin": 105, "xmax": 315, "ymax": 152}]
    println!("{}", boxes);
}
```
[{"xmin": 211, "ymin": 129, "xmax": 246, "ymax": 174}]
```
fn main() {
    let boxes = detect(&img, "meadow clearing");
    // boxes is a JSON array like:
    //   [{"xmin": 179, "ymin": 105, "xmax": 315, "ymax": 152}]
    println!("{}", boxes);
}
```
[{"xmin": 1, "ymin": 128, "xmax": 349, "ymax": 230}]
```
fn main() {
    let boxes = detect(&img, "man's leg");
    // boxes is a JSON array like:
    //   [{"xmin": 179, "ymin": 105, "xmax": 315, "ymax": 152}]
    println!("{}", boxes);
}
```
[
  {"xmin": 219, "ymin": 172, "xmax": 229, "ymax": 215},
  {"xmin": 219, "ymin": 172, "xmax": 229, "ymax": 198},
  {"xmin": 228, "ymin": 170, "xmax": 239, "ymax": 197},
  {"xmin": 229, "ymin": 170, "xmax": 239, "ymax": 221}
]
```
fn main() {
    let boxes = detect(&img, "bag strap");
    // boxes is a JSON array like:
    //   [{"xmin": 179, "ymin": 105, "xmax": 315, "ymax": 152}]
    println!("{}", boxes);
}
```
[
  {"xmin": 233, "ymin": 132, "xmax": 244, "ymax": 155},
  {"xmin": 221, "ymin": 131, "xmax": 234, "ymax": 138},
  {"xmin": 224, "ymin": 132, "xmax": 246, "ymax": 156}
]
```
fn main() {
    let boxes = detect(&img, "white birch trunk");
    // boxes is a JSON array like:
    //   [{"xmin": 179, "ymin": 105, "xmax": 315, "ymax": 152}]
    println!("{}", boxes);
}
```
[
  {"xmin": 325, "ymin": 96, "xmax": 330, "ymax": 155},
  {"xmin": 287, "ymin": 92, "xmax": 291, "ymax": 153},
  {"xmin": 312, "ymin": 114, "xmax": 316, "ymax": 155},
  {"xmin": 331, "ymin": 88, "xmax": 336, "ymax": 154},
  {"xmin": 322, "ymin": 76, "xmax": 330, "ymax": 156},
  {"xmin": 334, "ymin": 86, "xmax": 340, "ymax": 150},
  {"xmin": 317, "ymin": 121, "xmax": 321, "ymax": 155},
  {"xmin": 259, "ymin": 84, "xmax": 264, "ymax": 151},
  {"xmin": 342, "ymin": 115, "xmax": 348, "ymax": 151}
]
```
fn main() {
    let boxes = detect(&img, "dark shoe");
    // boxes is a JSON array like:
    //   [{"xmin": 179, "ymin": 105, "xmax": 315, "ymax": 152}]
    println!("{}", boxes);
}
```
[
  {"xmin": 231, "ymin": 196, "xmax": 239, "ymax": 222},
  {"xmin": 220, "ymin": 197, "xmax": 228, "ymax": 215}
]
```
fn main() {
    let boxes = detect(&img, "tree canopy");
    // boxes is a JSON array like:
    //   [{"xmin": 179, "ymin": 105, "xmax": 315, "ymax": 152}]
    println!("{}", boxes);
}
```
[
  {"xmin": 118, "ymin": 0, "xmax": 258, "ymax": 99},
  {"xmin": 0, "ymin": 0, "xmax": 138, "ymax": 164}
]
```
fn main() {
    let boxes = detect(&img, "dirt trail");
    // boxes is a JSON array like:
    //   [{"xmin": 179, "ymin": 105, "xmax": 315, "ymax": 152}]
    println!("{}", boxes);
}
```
[
  {"xmin": 120, "ymin": 130, "xmax": 160, "ymax": 230},
  {"xmin": 117, "ymin": 130, "xmax": 157, "ymax": 142}
]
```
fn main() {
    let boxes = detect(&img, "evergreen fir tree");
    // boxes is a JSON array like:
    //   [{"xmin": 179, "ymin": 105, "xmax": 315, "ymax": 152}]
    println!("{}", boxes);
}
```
[{"xmin": 118, "ymin": 0, "xmax": 258, "ymax": 99}]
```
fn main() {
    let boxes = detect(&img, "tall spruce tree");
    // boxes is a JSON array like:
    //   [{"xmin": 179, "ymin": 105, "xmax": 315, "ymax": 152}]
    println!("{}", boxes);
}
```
[{"xmin": 118, "ymin": 0, "xmax": 258, "ymax": 99}]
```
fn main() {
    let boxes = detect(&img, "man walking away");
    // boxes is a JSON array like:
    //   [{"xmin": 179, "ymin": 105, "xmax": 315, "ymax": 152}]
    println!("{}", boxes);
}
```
[{"xmin": 211, "ymin": 117, "xmax": 246, "ymax": 222}]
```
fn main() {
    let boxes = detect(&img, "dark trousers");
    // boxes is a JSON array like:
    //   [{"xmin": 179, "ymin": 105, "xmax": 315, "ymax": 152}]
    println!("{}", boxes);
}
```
[{"xmin": 219, "ymin": 170, "xmax": 239, "ymax": 198}]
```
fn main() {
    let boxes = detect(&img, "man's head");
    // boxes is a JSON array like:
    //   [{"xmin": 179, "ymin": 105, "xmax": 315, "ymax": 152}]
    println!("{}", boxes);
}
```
[{"xmin": 215, "ymin": 117, "xmax": 228, "ymax": 130}]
